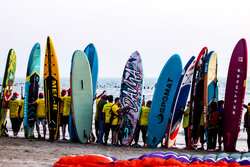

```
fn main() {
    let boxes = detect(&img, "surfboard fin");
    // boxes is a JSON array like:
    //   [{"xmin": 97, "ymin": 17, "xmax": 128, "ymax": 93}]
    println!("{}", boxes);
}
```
[{"xmin": 81, "ymin": 80, "xmax": 84, "ymax": 90}]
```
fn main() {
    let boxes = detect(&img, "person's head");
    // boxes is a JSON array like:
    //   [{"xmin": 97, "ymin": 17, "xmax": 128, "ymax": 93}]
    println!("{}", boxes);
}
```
[
  {"xmin": 115, "ymin": 97, "xmax": 121, "ymax": 106},
  {"xmin": 61, "ymin": 89, "xmax": 67, "ymax": 96},
  {"xmin": 248, "ymin": 103, "xmax": 250, "ymax": 106},
  {"xmin": 67, "ymin": 88, "xmax": 71, "ymax": 96},
  {"xmin": 146, "ymin": 100, "xmax": 152, "ymax": 107},
  {"xmin": 218, "ymin": 100, "xmax": 224, "ymax": 108},
  {"xmin": 187, "ymin": 101, "xmax": 190, "ymax": 107},
  {"xmin": 102, "ymin": 92, "xmax": 108, "ymax": 100},
  {"xmin": 107, "ymin": 95, "xmax": 113, "ymax": 103},
  {"xmin": 39, "ymin": 92, "xmax": 44, "ymax": 99},
  {"xmin": 211, "ymin": 101, "xmax": 218, "ymax": 111},
  {"xmin": 13, "ymin": 92, "xmax": 19, "ymax": 99}
]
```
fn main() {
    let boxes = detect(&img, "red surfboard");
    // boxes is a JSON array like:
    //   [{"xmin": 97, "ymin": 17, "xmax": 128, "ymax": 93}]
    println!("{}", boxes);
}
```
[{"xmin": 223, "ymin": 38, "xmax": 248, "ymax": 152}]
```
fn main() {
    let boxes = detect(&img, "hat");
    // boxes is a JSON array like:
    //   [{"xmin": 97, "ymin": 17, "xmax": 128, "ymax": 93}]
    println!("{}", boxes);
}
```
[
  {"xmin": 103, "ymin": 91, "xmax": 108, "ymax": 96},
  {"xmin": 13, "ymin": 92, "xmax": 19, "ymax": 98},
  {"xmin": 61, "ymin": 89, "xmax": 67, "ymax": 96},
  {"xmin": 39, "ymin": 93, "xmax": 44, "ymax": 98},
  {"xmin": 146, "ymin": 100, "xmax": 152, "ymax": 106}
]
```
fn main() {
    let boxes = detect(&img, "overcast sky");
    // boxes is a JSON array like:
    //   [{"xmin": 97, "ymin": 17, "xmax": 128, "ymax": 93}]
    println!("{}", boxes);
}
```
[{"xmin": 0, "ymin": 0, "xmax": 249, "ymax": 79}]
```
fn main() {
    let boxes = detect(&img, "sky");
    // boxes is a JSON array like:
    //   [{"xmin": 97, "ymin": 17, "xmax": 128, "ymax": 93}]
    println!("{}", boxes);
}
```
[{"xmin": 0, "ymin": 0, "xmax": 250, "ymax": 79}]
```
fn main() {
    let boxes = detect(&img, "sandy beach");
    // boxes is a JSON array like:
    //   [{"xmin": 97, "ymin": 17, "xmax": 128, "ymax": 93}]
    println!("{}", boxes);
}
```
[{"xmin": 0, "ymin": 135, "xmax": 247, "ymax": 167}]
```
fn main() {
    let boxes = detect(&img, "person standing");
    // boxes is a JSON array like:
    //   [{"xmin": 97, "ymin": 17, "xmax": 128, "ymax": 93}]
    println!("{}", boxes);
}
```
[
  {"xmin": 30, "ymin": 93, "xmax": 46, "ymax": 139},
  {"xmin": 198, "ymin": 103, "xmax": 205, "ymax": 150},
  {"xmin": 132, "ymin": 100, "xmax": 151, "ymax": 147},
  {"xmin": 97, "ymin": 92, "xmax": 108, "ymax": 144},
  {"xmin": 60, "ymin": 89, "xmax": 71, "ymax": 140},
  {"xmin": 110, "ymin": 98, "xmax": 122, "ymax": 146},
  {"xmin": 58, "ymin": 89, "xmax": 67, "ymax": 138},
  {"xmin": 93, "ymin": 90, "xmax": 106, "ymax": 143},
  {"xmin": 182, "ymin": 101, "xmax": 190, "ymax": 149},
  {"xmin": 18, "ymin": 96, "xmax": 25, "ymax": 131},
  {"xmin": 102, "ymin": 95, "xmax": 114, "ymax": 145},
  {"xmin": 244, "ymin": 103, "xmax": 250, "ymax": 152},
  {"xmin": 217, "ymin": 100, "xmax": 224, "ymax": 151},
  {"xmin": 8, "ymin": 92, "xmax": 20, "ymax": 137},
  {"xmin": 207, "ymin": 101, "xmax": 219, "ymax": 151}
]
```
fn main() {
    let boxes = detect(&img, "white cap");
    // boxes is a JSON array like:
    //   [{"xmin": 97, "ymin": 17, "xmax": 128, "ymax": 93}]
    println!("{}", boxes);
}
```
[{"xmin": 103, "ymin": 92, "xmax": 108, "ymax": 96}]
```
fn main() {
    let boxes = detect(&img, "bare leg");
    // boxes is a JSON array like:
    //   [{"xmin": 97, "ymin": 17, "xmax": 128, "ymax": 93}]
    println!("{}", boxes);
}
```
[
  {"xmin": 43, "ymin": 124, "xmax": 46, "ymax": 139},
  {"xmin": 62, "ymin": 124, "xmax": 66, "ymax": 139},
  {"xmin": 36, "ymin": 123, "xmax": 41, "ymax": 138}
]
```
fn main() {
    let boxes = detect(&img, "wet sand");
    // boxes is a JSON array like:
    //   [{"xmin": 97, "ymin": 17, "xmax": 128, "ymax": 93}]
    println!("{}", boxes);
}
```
[{"xmin": 0, "ymin": 136, "xmax": 247, "ymax": 167}]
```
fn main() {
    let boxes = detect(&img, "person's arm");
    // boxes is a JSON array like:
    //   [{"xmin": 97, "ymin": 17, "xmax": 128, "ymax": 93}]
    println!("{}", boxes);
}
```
[
  {"xmin": 29, "ymin": 101, "xmax": 37, "ymax": 106},
  {"xmin": 94, "ymin": 90, "xmax": 106, "ymax": 101},
  {"xmin": 18, "ymin": 104, "xmax": 22, "ymax": 117}
]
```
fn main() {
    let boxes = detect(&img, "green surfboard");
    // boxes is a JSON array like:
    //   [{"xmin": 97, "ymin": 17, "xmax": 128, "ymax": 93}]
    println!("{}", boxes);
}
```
[{"xmin": 71, "ymin": 50, "xmax": 93, "ymax": 143}]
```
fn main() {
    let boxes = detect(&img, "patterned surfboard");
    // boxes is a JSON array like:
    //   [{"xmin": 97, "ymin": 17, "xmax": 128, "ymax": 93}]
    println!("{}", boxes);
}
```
[
  {"xmin": 119, "ymin": 51, "xmax": 143, "ymax": 145},
  {"xmin": 188, "ymin": 47, "xmax": 208, "ymax": 148},
  {"xmin": 0, "ymin": 49, "xmax": 16, "ymax": 136},
  {"xmin": 24, "ymin": 43, "xmax": 41, "ymax": 138},
  {"xmin": 44, "ymin": 36, "xmax": 61, "ymax": 141},
  {"xmin": 165, "ymin": 56, "xmax": 196, "ymax": 148}
]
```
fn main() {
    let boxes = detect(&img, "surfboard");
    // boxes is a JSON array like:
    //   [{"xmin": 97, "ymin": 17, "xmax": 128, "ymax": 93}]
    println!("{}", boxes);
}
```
[
  {"xmin": 165, "ymin": 56, "xmax": 196, "ymax": 148},
  {"xmin": 69, "ymin": 105, "xmax": 79, "ymax": 142},
  {"xmin": 119, "ymin": 51, "xmax": 143, "ymax": 145},
  {"xmin": 0, "ymin": 49, "xmax": 16, "ymax": 136},
  {"xmin": 84, "ymin": 43, "xmax": 98, "ymax": 99},
  {"xmin": 71, "ymin": 50, "xmax": 93, "ymax": 143},
  {"xmin": 223, "ymin": 38, "xmax": 248, "ymax": 152},
  {"xmin": 24, "ymin": 43, "xmax": 41, "ymax": 138},
  {"xmin": 147, "ymin": 54, "xmax": 182, "ymax": 148},
  {"xmin": 44, "ymin": 36, "xmax": 61, "ymax": 141},
  {"xmin": 203, "ymin": 51, "xmax": 218, "ymax": 148},
  {"xmin": 188, "ymin": 47, "xmax": 208, "ymax": 148}
]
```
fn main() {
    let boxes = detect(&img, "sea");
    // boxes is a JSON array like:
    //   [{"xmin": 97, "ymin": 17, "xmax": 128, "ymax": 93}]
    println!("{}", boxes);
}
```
[{"xmin": 2, "ymin": 77, "xmax": 250, "ymax": 152}]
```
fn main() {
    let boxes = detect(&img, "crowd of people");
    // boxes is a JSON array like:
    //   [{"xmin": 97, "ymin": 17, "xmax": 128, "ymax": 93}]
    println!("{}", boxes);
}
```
[
  {"xmin": 93, "ymin": 91, "xmax": 151, "ymax": 147},
  {"xmin": 2, "ymin": 89, "xmax": 250, "ymax": 152},
  {"xmin": 2, "ymin": 89, "xmax": 72, "ymax": 141}
]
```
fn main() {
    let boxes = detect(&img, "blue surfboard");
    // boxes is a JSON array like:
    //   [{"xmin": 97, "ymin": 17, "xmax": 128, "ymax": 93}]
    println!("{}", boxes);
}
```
[
  {"xmin": 24, "ymin": 43, "xmax": 41, "ymax": 138},
  {"xmin": 147, "ymin": 54, "xmax": 182, "ymax": 148},
  {"xmin": 69, "ymin": 105, "xmax": 79, "ymax": 142},
  {"xmin": 84, "ymin": 43, "xmax": 98, "ymax": 99},
  {"xmin": 165, "ymin": 56, "xmax": 196, "ymax": 147}
]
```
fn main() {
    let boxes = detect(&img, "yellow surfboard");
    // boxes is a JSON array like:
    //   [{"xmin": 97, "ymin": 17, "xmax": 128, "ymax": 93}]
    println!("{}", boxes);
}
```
[{"xmin": 44, "ymin": 36, "xmax": 61, "ymax": 141}]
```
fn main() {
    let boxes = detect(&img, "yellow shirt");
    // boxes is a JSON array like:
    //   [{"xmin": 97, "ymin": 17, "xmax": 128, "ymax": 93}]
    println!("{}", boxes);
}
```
[
  {"xmin": 183, "ymin": 106, "xmax": 190, "ymax": 128},
  {"xmin": 36, "ymin": 98, "xmax": 46, "ymax": 118},
  {"xmin": 139, "ymin": 106, "xmax": 150, "ymax": 126},
  {"xmin": 9, "ymin": 99, "xmax": 19, "ymax": 118},
  {"xmin": 94, "ymin": 99, "xmax": 100, "ymax": 121},
  {"xmin": 62, "ymin": 96, "xmax": 71, "ymax": 116},
  {"xmin": 102, "ymin": 102, "xmax": 114, "ymax": 123},
  {"xmin": 18, "ymin": 99, "xmax": 25, "ymax": 118},
  {"xmin": 111, "ymin": 104, "xmax": 120, "ymax": 125}
]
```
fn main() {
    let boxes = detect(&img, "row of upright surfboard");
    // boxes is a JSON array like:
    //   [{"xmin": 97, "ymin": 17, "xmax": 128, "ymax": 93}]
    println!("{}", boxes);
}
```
[
  {"xmin": 0, "ymin": 38, "xmax": 247, "ymax": 152},
  {"xmin": 146, "ymin": 38, "xmax": 247, "ymax": 152}
]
